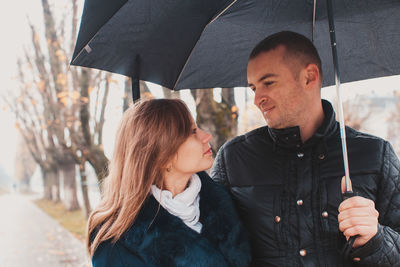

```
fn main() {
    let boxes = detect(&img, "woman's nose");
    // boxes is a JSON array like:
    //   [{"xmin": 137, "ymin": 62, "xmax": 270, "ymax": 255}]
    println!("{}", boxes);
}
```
[{"xmin": 198, "ymin": 128, "xmax": 212, "ymax": 143}]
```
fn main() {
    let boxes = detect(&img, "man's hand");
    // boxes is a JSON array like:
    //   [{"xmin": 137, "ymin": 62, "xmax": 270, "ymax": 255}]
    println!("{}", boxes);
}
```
[{"xmin": 338, "ymin": 176, "xmax": 379, "ymax": 248}]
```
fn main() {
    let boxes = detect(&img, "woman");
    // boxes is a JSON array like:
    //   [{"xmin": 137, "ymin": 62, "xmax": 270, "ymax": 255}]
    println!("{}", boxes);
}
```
[{"xmin": 87, "ymin": 99, "xmax": 251, "ymax": 267}]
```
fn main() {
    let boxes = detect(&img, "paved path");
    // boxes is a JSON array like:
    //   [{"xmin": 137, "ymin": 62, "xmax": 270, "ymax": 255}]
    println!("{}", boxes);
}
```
[{"xmin": 0, "ymin": 193, "xmax": 91, "ymax": 267}]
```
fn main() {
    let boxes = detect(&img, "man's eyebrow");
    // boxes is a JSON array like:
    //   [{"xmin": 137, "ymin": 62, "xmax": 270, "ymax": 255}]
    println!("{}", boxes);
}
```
[{"xmin": 248, "ymin": 73, "xmax": 277, "ymax": 87}]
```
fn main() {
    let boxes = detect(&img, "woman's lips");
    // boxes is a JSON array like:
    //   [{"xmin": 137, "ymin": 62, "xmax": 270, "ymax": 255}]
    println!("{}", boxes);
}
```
[{"xmin": 204, "ymin": 147, "xmax": 212, "ymax": 155}]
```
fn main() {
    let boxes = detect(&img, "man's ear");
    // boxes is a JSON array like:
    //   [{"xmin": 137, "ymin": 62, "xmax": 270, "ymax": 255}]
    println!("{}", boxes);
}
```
[{"xmin": 304, "ymin": 63, "xmax": 320, "ymax": 88}]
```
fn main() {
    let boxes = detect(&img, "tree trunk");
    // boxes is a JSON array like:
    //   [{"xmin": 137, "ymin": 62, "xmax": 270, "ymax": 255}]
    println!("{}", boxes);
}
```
[
  {"xmin": 86, "ymin": 146, "xmax": 109, "ymax": 185},
  {"xmin": 50, "ymin": 169, "xmax": 60, "ymax": 202},
  {"xmin": 14, "ymin": 135, "xmax": 36, "ymax": 193},
  {"xmin": 79, "ymin": 163, "xmax": 91, "ymax": 218},
  {"xmin": 221, "ymin": 88, "xmax": 238, "ymax": 138},
  {"xmin": 191, "ymin": 88, "xmax": 238, "ymax": 153},
  {"xmin": 123, "ymin": 77, "xmax": 133, "ymax": 112},
  {"xmin": 61, "ymin": 158, "xmax": 80, "ymax": 211},
  {"xmin": 42, "ymin": 168, "xmax": 52, "ymax": 200}
]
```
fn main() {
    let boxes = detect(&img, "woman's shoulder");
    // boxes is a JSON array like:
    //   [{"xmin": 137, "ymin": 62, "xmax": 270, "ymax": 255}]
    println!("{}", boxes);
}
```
[{"xmin": 92, "ymin": 239, "xmax": 149, "ymax": 267}]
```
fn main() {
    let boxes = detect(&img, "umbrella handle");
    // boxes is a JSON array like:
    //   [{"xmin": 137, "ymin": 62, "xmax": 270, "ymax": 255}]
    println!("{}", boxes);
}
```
[
  {"xmin": 341, "ymin": 191, "xmax": 359, "ymax": 262},
  {"xmin": 342, "ymin": 191, "xmax": 356, "ymax": 200},
  {"xmin": 342, "ymin": 236, "xmax": 358, "ymax": 263}
]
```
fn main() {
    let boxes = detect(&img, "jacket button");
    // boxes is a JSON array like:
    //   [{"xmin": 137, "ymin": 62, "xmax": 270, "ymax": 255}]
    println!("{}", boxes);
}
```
[
  {"xmin": 297, "ymin": 199, "xmax": 303, "ymax": 206},
  {"xmin": 322, "ymin": 211, "xmax": 328, "ymax": 218},
  {"xmin": 297, "ymin": 152, "xmax": 304, "ymax": 158},
  {"xmin": 299, "ymin": 249, "xmax": 307, "ymax": 256},
  {"xmin": 274, "ymin": 216, "xmax": 281, "ymax": 223},
  {"xmin": 318, "ymin": 154, "xmax": 325, "ymax": 160}
]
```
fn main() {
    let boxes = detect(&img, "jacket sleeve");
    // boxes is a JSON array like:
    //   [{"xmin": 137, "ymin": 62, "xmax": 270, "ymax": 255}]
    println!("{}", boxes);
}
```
[
  {"xmin": 210, "ymin": 144, "xmax": 230, "ymax": 187},
  {"xmin": 92, "ymin": 240, "xmax": 148, "ymax": 267},
  {"xmin": 351, "ymin": 142, "xmax": 400, "ymax": 266}
]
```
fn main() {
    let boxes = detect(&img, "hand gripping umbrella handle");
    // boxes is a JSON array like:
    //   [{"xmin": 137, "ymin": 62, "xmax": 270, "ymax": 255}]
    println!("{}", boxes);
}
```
[{"xmin": 341, "ymin": 191, "xmax": 359, "ymax": 262}]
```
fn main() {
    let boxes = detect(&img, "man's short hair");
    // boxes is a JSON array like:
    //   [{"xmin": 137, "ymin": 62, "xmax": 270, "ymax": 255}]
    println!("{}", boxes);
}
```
[{"xmin": 249, "ymin": 31, "xmax": 323, "ymax": 82}]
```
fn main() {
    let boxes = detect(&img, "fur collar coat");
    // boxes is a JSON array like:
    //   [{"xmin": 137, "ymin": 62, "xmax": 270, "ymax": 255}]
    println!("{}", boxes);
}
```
[{"xmin": 92, "ymin": 171, "xmax": 251, "ymax": 267}]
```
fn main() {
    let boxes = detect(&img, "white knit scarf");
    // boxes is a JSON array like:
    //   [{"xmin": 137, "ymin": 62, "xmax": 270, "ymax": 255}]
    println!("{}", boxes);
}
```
[{"xmin": 151, "ymin": 174, "xmax": 202, "ymax": 233}]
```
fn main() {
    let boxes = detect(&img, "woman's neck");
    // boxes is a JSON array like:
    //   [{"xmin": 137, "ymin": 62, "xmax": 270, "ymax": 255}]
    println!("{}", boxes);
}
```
[{"xmin": 163, "ymin": 172, "xmax": 192, "ymax": 197}]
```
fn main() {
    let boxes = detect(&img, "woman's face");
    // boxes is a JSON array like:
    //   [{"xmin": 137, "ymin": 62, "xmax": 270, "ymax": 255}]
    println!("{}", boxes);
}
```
[{"xmin": 170, "ymin": 123, "xmax": 213, "ymax": 175}]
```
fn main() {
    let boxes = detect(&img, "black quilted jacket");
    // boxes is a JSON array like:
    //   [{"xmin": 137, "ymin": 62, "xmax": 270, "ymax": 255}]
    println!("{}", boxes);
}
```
[{"xmin": 211, "ymin": 100, "xmax": 400, "ymax": 267}]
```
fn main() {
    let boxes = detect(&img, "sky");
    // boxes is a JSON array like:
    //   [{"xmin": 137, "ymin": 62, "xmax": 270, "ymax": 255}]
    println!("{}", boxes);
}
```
[
  {"xmin": 0, "ymin": 1, "xmax": 43, "ymax": 178},
  {"xmin": 0, "ymin": 0, "xmax": 399, "ymax": 179}
]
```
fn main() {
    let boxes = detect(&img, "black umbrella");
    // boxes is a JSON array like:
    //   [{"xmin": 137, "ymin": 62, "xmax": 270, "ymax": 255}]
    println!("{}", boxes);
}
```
[
  {"xmin": 72, "ymin": 0, "xmax": 236, "ymax": 98},
  {"xmin": 71, "ymin": 0, "xmax": 400, "ymax": 91},
  {"xmin": 71, "ymin": 0, "xmax": 400, "ymax": 258}
]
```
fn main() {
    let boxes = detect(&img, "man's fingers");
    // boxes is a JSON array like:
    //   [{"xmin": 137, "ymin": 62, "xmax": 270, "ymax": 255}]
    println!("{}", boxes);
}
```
[
  {"xmin": 338, "ymin": 208, "xmax": 379, "ymax": 222},
  {"xmin": 343, "ymin": 225, "xmax": 377, "ymax": 240},
  {"xmin": 338, "ymin": 216, "xmax": 378, "ymax": 232},
  {"xmin": 339, "ymin": 196, "xmax": 375, "ymax": 212},
  {"xmin": 337, "ymin": 193, "xmax": 379, "ymax": 248}
]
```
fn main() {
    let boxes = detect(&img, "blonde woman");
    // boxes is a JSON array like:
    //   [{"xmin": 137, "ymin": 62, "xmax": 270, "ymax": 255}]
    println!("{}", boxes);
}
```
[{"xmin": 87, "ymin": 99, "xmax": 251, "ymax": 267}]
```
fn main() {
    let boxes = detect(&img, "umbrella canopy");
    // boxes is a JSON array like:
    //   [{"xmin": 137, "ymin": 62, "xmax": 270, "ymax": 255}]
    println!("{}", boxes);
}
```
[
  {"xmin": 71, "ymin": 0, "xmax": 400, "ymax": 90},
  {"xmin": 72, "ymin": 0, "xmax": 236, "ymax": 89}
]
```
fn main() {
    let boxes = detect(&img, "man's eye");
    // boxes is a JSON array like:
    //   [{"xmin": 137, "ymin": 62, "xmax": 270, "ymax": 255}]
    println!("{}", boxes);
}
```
[{"xmin": 264, "ymin": 81, "xmax": 274, "ymax": 86}]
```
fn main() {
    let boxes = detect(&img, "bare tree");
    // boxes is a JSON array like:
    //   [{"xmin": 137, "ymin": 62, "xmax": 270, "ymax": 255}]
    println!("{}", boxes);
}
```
[
  {"xmin": 191, "ymin": 88, "xmax": 238, "ymax": 153},
  {"xmin": 13, "ymin": 135, "xmax": 37, "ymax": 193},
  {"xmin": 5, "ymin": 0, "xmax": 113, "ymax": 216},
  {"xmin": 336, "ymin": 98, "xmax": 372, "ymax": 131}
]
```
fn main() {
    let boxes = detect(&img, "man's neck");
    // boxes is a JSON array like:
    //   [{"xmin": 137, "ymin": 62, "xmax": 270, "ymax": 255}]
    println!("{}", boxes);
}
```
[{"xmin": 299, "ymin": 100, "xmax": 325, "ymax": 143}]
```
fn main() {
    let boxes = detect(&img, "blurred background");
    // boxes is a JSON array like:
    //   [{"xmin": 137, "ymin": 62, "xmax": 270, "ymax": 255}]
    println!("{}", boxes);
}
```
[{"xmin": 0, "ymin": 1, "xmax": 399, "ymax": 266}]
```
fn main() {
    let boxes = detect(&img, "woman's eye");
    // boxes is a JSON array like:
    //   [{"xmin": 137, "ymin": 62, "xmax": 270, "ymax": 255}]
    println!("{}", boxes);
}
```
[{"xmin": 192, "ymin": 128, "xmax": 197, "ymax": 134}]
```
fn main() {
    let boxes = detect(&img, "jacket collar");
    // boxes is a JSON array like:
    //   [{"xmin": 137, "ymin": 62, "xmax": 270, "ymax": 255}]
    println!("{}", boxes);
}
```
[{"xmin": 267, "ymin": 99, "xmax": 338, "ymax": 150}]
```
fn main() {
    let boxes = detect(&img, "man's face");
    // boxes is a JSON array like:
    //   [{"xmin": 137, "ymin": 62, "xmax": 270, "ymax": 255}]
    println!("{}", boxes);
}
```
[{"xmin": 247, "ymin": 46, "xmax": 308, "ymax": 129}]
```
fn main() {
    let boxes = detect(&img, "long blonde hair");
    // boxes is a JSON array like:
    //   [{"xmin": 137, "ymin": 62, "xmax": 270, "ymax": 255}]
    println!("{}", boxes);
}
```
[{"xmin": 87, "ymin": 99, "xmax": 193, "ymax": 256}]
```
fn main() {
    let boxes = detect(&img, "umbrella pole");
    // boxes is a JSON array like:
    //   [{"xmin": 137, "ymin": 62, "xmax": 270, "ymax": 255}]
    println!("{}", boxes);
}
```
[
  {"xmin": 132, "ymin": 78, "xmax": 140, "ymax": 102},
  {"xmin": 326, "ymin": 0, "xmax": 352, "ymax": 193},
  {"xmin": 327, "ymin": 1, "xmax": 358, "ymax": 259}
]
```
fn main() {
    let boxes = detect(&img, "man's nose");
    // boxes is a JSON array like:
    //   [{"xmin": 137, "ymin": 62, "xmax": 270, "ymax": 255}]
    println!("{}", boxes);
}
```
[{"xmin": 254, "ymin": 93, "xmax": 267, "ymax": 108}]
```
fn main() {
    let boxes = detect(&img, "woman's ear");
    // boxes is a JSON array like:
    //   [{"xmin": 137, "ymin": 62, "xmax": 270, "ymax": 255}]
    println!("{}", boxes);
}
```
[{"xmin": 164, "ymin": 153, "xmax": 178, "ymax": 173}]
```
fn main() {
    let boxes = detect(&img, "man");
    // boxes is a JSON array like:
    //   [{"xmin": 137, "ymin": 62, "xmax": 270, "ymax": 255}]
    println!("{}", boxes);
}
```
[{"xmin": 211, "ymin": 31, "xmax": 400, "ymax": 266}]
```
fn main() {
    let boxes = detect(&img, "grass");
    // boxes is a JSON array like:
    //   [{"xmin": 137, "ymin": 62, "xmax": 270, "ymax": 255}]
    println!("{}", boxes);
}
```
[{"xmin": 34, "ymin": 199, "xmax": 87, "ymax": 242}]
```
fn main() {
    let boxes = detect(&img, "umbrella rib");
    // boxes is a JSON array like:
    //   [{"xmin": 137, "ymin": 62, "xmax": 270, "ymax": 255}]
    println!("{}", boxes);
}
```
[
  {"xmin": 71, "ymin": 35, "xmax": 99, "ymax": 65},
  {"xmin": 312, "ymin": 0, "xmax": 317, "ymax": 42},
  {"xmin": 172, "ymin": 0, "xmax": 238, "ymax": 90},
  {"xmin": 70, "ymin": 2, "xmax": 129, "ymax": 65}
]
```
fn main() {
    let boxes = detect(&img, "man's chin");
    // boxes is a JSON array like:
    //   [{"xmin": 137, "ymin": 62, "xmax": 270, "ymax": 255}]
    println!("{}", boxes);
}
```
[
  {"xmin": 264, "ymin": 118, "xmax": 278, "ymax": 129},
  {"xmin": 265, "ymin": 120, "xmax": 285, "ymax": 129}
]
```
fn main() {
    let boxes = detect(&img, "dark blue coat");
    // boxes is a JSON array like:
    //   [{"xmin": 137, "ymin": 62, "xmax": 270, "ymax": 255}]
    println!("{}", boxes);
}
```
[{"xmin": 92, "ymin": 171, "xmax": 251, "ymax": 267}]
